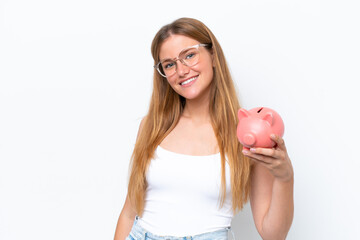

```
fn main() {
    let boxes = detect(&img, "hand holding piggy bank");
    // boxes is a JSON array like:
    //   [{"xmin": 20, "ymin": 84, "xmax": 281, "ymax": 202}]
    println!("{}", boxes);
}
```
[{"xmin": 237, "ymin": 107, "xmax": 285, "ymax": 150}]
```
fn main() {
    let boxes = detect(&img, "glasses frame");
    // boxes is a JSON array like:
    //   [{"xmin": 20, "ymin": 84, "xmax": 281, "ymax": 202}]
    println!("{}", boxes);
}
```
[{"xmin": 154, "ymin": 43, "xmax": 210, "ymax": 78}]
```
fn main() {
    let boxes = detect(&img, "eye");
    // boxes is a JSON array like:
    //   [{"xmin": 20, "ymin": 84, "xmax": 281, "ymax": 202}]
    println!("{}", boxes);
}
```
[
  {"xmin": 164, "ymin": 62, "xmax": 175, "ymax": 69},
  {"xmin": 185, "ymin": 52, "xmax": 196, "ymax": 59}
]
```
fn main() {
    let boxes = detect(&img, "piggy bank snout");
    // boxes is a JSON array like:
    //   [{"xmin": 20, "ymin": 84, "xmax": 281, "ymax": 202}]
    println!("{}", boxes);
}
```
[{"xmin": 243, "ymin": 133, "xmax": 256, "ymax": 146}]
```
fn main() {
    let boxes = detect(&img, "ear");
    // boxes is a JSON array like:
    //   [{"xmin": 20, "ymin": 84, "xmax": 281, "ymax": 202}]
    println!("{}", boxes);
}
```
[
  {"xmin": 262, "ymin": 112, "xmax": 274, "ymax": 126},
  {"xmin": 238, "ymin": 108, "xmax": 249, "ymax": 121}
]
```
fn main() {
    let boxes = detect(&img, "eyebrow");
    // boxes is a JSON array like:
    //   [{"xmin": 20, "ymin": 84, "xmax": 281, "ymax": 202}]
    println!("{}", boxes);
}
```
[{"xmin": 159, "ymin": 57, "xmax": 176, "ymax": 63}]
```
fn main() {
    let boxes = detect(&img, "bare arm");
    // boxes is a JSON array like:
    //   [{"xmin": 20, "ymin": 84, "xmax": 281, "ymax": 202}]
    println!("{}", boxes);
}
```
[
  {"xmin": 250, "ymin": 162, "xmax": 294, "ymax": 240},
  {"xmin": 243, "ymin": 134, "xmax": 294, "ymax": 240},
  {"xmin": 114, "ymin": 195, "xmax": 137, "ymax": 240},
  {"xmin": 114, "ymin": 117, "xmax": 146, "ymax": 240}
]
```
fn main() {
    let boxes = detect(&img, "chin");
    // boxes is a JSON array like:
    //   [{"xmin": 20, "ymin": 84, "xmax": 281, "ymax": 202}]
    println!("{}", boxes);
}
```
[{"xmin": 181, "ymin": 93, "xmax": 202, "ymax": 101}]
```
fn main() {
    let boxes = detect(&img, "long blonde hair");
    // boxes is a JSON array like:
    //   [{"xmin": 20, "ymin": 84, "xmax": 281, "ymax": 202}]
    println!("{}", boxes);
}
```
[{"xmin": 127, "ymin": 17, "xmax": 252, "ymax": 216}]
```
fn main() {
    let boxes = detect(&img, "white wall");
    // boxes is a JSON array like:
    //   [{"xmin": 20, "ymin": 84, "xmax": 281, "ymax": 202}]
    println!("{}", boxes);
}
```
[{"xmin": 1, "ymin": 0, "xmax": 359, "ymax": 239}]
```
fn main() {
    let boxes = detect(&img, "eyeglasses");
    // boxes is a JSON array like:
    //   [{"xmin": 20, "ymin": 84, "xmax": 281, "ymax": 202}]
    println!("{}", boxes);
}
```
[{"xmin": 154, "ymin": 43, "xmax": 210, "ymax": 78}]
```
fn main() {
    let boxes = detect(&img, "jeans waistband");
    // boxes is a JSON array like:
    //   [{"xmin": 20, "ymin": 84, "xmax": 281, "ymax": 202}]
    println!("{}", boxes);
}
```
[{"xmin": 129, "ymin": 216, "xmax": 236, "ymax": 240}]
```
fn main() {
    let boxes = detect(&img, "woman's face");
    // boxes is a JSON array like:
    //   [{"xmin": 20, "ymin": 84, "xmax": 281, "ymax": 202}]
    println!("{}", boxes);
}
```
[{"xmin": 159, "ymin": 34, "xmax": 214, "ymax": 101}]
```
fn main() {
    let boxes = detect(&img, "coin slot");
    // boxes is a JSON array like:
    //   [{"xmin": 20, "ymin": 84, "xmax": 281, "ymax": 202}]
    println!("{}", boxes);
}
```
[{"xmin": 257, "ymin": 107, "xmax": 264, "ymax": 113}]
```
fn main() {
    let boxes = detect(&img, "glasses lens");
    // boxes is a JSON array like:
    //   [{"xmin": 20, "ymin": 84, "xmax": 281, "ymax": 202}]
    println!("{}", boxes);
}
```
[
  {"xmin": 159, "ymin": 60, "xmax": 176, "ymax": 77},
  {"xmin": 179, "ymin": 48, "xmax": 200, "ymax": 67}
]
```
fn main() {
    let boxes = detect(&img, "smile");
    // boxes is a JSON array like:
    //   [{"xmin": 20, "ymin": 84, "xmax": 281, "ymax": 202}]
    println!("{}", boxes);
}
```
[{"xmin": 180, "ymin": 76, "xmax": 198, "ymax": 86}]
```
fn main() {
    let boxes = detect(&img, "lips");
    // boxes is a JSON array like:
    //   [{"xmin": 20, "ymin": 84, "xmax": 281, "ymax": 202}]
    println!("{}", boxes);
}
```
[{"xmin": 179, "ymin": 75, "xmax": 199, "ymax": 86}]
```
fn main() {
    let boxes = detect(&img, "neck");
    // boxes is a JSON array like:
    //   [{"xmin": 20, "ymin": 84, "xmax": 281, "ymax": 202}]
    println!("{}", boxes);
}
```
[{"xmin": 182, "ymin": 89, "xmax": 211, "ymax": 124}]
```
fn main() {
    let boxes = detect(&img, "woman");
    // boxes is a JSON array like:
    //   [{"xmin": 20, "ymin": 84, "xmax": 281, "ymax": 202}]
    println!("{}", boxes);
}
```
[{"xmin": 114, "ymin": 17, "xmax": 294, "ymax": 240}]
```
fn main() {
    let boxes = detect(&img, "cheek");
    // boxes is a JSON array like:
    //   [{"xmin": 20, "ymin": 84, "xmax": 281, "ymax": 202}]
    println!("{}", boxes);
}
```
[
  {"xmin": 195, "ymin": 57, "xmax": 214, "ymax": 76},
  {"xmin": 165, "ymin": 77, "xmax": 179, "ymax": 91},
  {"xmin": 200, "ymin": 64, "xmax": 214, "ymax": 80},
  {"xmin": 166, "ymin": 77, "xmax": 177, "ymax": 86}
]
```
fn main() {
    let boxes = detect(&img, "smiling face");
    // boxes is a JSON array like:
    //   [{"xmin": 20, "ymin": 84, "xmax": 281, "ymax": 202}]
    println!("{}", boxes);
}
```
[{"xmin": 158, "ymin": 34, "xmax": 214, "ymax": 101}]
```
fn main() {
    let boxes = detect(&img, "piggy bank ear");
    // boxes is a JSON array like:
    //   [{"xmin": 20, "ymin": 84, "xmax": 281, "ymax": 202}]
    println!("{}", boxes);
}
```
[
  {"xmin": 262, "ymin": 112, "xmax": 274, "ymax": 126},
  {"xmin": 238, "ymin": 108, "xmax": 250, "ymax": 121}
]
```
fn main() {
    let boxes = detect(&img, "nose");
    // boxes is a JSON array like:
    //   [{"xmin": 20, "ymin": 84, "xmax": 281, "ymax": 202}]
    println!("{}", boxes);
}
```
[{"xmin": 176, "ymin": 60, "xmax": 190, "ymax": 76}]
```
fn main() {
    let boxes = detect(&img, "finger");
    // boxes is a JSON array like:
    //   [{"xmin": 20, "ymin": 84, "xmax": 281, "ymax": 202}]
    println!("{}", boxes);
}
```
[
  {"xmin": 243, "ymin": 150, "xmax": 274, "ymax": 164},
  {"xmin": 249, "ymin": 147, "xmax": 279, "ymax": 158},
  {"xmin": 270, "ymin": 134, "xmax": 286, "ymax": 151},
  {"xmin": 245, "ymin": 152, "xmax": 271, "ymax": 165}
]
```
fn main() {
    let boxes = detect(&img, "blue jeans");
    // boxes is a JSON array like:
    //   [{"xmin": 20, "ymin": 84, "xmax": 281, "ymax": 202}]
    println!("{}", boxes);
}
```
[{"xmin": 126, "ymin": 216, "xmax": 235, "ymax": 240}]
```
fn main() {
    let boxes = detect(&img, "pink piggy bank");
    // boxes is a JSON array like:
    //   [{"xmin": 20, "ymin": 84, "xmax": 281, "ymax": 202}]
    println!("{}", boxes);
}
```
[{"xmin": 237, "ymin": 107, "xmax": 284, "ymax": 150}]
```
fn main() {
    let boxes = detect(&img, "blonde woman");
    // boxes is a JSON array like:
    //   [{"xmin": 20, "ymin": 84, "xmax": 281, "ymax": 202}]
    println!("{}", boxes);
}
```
[{"xmin": 114, "ymin": 17, "xmax": 294, "ymax": 240}]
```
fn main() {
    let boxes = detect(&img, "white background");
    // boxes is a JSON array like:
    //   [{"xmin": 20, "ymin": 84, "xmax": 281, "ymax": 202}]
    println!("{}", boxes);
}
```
[{"xmin": 1, "ymin": 0, "xmax": 359, "ymax": 239}]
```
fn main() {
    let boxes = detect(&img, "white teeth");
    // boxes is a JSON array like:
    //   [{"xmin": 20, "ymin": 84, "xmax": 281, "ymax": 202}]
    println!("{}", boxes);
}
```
[{"xmin": 180, "ymin": 76, "xmax": 198, "ymax": 85}]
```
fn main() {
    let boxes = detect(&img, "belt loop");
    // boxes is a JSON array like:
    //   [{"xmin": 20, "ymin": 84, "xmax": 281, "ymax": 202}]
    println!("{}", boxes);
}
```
[{"xmin": 226, "ymin": 227, "xmax": 236, "ymax": 240}]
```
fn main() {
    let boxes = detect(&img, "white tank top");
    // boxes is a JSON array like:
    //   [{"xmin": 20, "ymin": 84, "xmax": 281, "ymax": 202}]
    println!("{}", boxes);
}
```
[{"xmin": 137, "ymin": 145, "xmax": 234, "ymax": 237}]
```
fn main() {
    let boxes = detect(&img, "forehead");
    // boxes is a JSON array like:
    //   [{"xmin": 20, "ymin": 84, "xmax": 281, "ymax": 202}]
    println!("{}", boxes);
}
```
[{"xmin": 159, "ymin": 34, "xmax": 200, "ymax": 60}]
